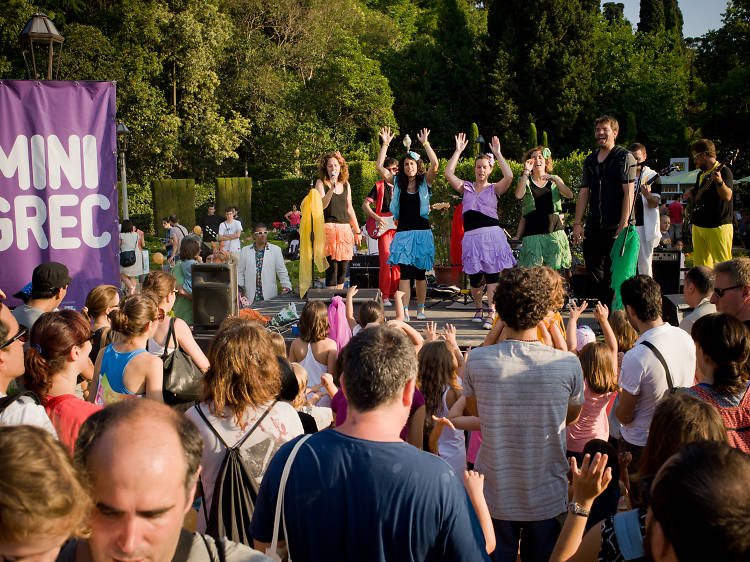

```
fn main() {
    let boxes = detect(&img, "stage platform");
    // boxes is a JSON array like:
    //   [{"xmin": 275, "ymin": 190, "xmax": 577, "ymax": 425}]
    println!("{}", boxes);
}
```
[{"xmin": 192, "ymin": 292, "xmax": 607, "ymax": 352}]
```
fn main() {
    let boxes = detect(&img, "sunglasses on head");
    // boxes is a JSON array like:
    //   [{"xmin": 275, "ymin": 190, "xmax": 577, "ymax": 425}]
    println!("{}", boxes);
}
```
[{"xmin": 0, "ymin": 325, "xmax": 28, "ymax": 350}]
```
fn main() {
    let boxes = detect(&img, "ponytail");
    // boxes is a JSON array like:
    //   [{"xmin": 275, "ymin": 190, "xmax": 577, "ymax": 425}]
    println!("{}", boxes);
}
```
[
  {"xmin": 692, "ymin": 313, "xmax": 750, "ymax": 396},
  {"xmin": 112, "ymin": 294, "xmax": 158, "ymax": 338}
]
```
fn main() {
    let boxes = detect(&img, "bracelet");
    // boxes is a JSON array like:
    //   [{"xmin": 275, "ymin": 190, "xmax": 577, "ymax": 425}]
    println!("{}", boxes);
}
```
[{"xmin": 423, "ymin": 141, "xmax": 430, "ymax": 147}]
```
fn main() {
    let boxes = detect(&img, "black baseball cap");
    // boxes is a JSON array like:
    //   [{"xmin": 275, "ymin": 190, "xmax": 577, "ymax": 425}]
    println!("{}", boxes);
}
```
[{"xmin": 31, "ymin": 262, "xmax": 72, "ymax": 293}]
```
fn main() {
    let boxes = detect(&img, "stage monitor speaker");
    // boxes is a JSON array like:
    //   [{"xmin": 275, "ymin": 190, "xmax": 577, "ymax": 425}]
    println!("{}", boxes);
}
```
[
  {"xmin": 662, "ymin": 293, "xmax": 692, "ymax": 327},
  {"xmin": 306, "ymin": 288, "xmax": 382, "ymax": 318},
  {"xmin": 351, "ymin": 254, "xmax": 379, "ymax": 268},
  {"xmin": 567, "ymin": 273, "xmax": 599, "ymax": 300},
  {"xmin": 192, "ymin": 262, "xmax": 238, "ymax": 328},
  {"xmin": 350, "ymin": 267, "xmax": 379, "ymax": 289},
  {"xmin": 652, "ymin": 250, "xmax": 681, "ymax": 295}
]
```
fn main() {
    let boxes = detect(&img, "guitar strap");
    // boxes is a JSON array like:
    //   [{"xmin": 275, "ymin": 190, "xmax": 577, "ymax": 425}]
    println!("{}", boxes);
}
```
[{"xmin": 374, "ymin": 180, "xmax": 385, "ymax": 214}]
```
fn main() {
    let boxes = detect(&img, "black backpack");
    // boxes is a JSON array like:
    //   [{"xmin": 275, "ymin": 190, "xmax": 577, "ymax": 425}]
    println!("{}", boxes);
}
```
[
  {"xmin": 195, "ymin": 401, "xmax": 276, "ymax": 546},
  {"xmin": 0, "ymin": 391, "xmax": 41, "ymax": 414}
]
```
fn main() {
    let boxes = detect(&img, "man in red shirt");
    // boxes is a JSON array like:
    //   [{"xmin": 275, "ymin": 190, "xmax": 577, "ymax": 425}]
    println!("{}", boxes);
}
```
[{"xmin": 668, "ymin": 198, "xmax": 684, "ymax": 243}]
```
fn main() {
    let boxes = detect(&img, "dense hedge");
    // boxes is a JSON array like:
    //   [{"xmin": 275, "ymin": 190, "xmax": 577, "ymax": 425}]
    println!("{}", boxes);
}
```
[
  {"xmin": 347, "ymin": 160, "xmax": 381, "ymax": 223},
  {"xmin": 194, "ymin": 182, "xmax": 217, "ymax": 225},
  {"xmin": 118, "ymin": 182, "xmax": 155, "ymax": 233},
  {"xmin": 253, "ymin": 177, "xmax": 312, "ymax": 226},
  {"xmin": 216, "ymin": 177, "xmax": 252, "ymax": 227},
  {"xmin": 152, "ymin": 178, "xmax": 195, "ymax": 233}
]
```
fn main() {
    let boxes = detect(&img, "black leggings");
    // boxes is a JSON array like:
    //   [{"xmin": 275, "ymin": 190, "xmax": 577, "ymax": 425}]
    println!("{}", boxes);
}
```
[
  {"xmin": 325, "ymin": 258, "xmax": 348, "ymax": 286},
  {"xmin": 399, "ymin": 264, "xmax": 426, "ymax": 281},
  {"xmin": 468, "ymin": 272, "xmax": 499, "ymax": 288}
]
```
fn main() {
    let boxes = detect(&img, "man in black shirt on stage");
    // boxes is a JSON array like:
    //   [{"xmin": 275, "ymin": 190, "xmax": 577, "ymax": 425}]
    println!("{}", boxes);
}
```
[
  {"xmin": 572, "ymin": 115, "xmax": 636, "ymax": 305},
  {"xmin": 683, "ymin": 139, "xmax": 734, "ymax": 268}
]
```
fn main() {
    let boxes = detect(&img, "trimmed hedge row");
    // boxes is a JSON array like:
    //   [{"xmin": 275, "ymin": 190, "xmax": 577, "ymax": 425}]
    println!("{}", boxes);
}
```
[
  {"xmin": 216, "ymin": 177, "xmax": 252, "ymax": 227},
  {"xmin": 253, "ymin": 177, "xmax": 312, "ymax": 226}
]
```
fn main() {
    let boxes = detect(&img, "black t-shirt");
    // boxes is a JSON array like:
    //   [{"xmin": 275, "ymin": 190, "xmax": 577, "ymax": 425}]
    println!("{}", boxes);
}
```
[
  {"xmin": 199, "ymin": 214, "xmax": 223, "ymax": 242},
  {"xmin": 635, "ymin": 172, "xmax": 662, "ymax": 227},
  {"xmin": 522, "ymin": 180, "xmax": 563, "ymax": 236},
  {"xmin": 581, "ymin": 146, "xmax": 637, "ymax": 229},
  {"xmin": 324, "ymin": 188, "xmax": 350, "ymax": 224},
  {"xmin": 691, "ymin": 166, "xmax": 734, "ymax": 228},
  {"xmin": 396, "ymin": 190, "xmax": 430, "ymax": 231},
  {"xmin": 366, "ymin": 182, "xmax": 392, "ymax": 214}
]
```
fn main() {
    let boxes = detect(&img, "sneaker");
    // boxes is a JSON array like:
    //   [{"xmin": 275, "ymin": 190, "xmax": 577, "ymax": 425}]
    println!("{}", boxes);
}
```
[
  {"xmin": 416, "ymin": 311, "xmax": 427, "ymax": 320},
  {"xmin": 472, "ymin": 309, "xmax": 483, "ymax": 323},
  {"xmin": 482, "ymin": 318, "xmax": 493, "ymax": 330},
  {"xmin": 403, "ymin": 308, "xmax": 410, "ymax": 322},
  {"xmin": 382, "ymin": 298, "xmax": 393, "ymax": 307}
]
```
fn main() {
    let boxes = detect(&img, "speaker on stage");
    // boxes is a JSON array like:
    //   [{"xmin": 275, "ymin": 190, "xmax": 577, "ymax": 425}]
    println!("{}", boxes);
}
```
[
  {"xmin": 349, "ymin": 254, "xmax": 380, "ymax": 289},
  {"xmin": 652, "ymin": 250, "xmax": 681, "ymax": 294},
  {"xmin": 193, "ymin": 262, "xmax": 238, "ymax": 328},
  {"xmin": 662, "ymin": 293, "xmax": 692, "ymax": 327}
]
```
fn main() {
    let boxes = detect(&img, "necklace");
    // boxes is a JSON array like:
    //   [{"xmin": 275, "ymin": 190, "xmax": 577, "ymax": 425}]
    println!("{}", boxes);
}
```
[{"xmin": 507, "ymin": 337, "xmax": 537, "ymax": 343}]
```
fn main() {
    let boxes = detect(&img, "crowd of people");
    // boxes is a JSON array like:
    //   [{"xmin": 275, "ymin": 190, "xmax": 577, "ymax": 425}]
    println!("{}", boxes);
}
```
[{"xmin": 1, "ymin": 113, "xmax": 749, "ymax": 561}]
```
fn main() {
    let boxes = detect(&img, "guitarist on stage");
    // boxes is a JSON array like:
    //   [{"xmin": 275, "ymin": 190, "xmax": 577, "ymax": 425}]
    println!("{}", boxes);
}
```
[
  {"xmin": 363, "ymin": 156, "xmax": 400, "ymax": 306},
  {"xmin": 684, "ymin": 139, "xmax": 734, "ymax": 267}
]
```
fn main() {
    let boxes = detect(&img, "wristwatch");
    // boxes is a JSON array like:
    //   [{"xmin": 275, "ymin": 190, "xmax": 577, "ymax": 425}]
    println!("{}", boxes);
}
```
[{"xmin": 568, "ymin": 501, "xmax": 590, "ymax": 517}]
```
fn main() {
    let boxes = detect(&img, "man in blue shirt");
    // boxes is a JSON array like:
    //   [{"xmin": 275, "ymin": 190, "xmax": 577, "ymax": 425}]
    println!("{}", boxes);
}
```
[{"xmin": 250, "ymin": 326, "xmax": 489, "ymax": 561}]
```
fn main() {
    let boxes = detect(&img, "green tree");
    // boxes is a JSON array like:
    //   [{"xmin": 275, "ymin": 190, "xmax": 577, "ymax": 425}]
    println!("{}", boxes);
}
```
[
  {"xmin": 662, "ymin": 0, "xmax": 684, "ymax": 37},
  {"xmin": 528, "ymin": 122, "xmax": 538, "ymax": 149},
  {"xmin": 541, "ymin": 130, "xmax": 549, "ymax": 147},
  {"xmin": 638, "ymin": 0, "xmax": 665, "ymax": 34},
  {"xmin": 469, "ymin": 122, "xmax": 479, "ymax": 157},
  {"xmin": 603, "ymin": 2, "xmax": 625, "ymax": 22}
]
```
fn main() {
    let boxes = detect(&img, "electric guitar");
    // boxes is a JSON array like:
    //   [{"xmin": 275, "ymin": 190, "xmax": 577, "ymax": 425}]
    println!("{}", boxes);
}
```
[
  {"xmin": 365, "ymin": 202, "xmax": 450, "ymax": 238},
  {"xmin": 685, "ymin": 149, "xmax": 739, "ymax": 223}
]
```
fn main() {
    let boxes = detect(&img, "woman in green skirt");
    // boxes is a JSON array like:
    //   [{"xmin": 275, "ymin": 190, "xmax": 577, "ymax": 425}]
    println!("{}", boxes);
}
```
[{"xmin": 514, "ymin": 146, "xmax": 574, "ymax": 269}]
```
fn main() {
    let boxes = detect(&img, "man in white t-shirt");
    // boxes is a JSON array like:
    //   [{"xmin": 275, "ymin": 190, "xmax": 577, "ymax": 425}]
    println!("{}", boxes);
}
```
[
  {"xmin": 0, "ymin": 302, "xmax": 57, "ymax": 436},
  {"xmin": 629, "ymin": 143, "xmax": 661, "ymax": 276},
  {"xmin": 616, "ymin": 275, "xmax": 695, "ymax": 468},
  {"xmin": 218, "ymin": 206, "xmax": 243, "ymax": 263},
  {"xmin": 463, "ymin": 266, "xmax": 584, "ymax": 562}
]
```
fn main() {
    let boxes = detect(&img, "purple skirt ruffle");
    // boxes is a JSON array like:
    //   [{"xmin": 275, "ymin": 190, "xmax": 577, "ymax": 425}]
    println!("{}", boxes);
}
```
[{"xmin": 462, "ymin": 226, "xmax": 516, "ymax": 275}]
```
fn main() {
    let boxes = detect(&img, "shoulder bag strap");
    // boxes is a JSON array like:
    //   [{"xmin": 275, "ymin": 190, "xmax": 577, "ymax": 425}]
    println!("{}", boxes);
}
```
[
  {"xmin": 640, "ymin": 340, "xmax": 674, "ymax": 392},
  {"xmin": 162, "ymin": 317, "xmax": 177, "ymax": 359},
  {"xmin": 235, "ymin": 400, "xmax": 278, "ymax": 450},
  {"xmin": 267, "ymin": 434, "xmax": 313, "ymax": 562}
]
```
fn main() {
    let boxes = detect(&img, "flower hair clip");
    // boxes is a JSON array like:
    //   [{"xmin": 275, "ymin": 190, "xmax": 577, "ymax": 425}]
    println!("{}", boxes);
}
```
[{"xmin": 407, "ymin": 151, "xmax": 421, "ymax": 161}]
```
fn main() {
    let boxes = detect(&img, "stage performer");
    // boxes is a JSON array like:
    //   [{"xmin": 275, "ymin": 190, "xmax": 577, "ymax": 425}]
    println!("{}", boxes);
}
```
[
  {"xmin": 445, "ymin": 132, "xmax": 516, "ymax": 329},
  {"xmin": 628, "ymin": 143, "xmax": 662, "ymax": 276},
  {"xmin": 315, "ymin": 151, "xmax": 362, "ymax": 289},
  {"xmin": 683, "ymin": 139, "xmax": 734, "ymax": 267},
  {"xmin": 572, "ymin": 115, "xmax": 636, "ymax": 305},
  {"xmin": 363, "ymin": 157, "xmax": 401, "ymax": 306},
  {"xmin": 515, "ymin": 146, "xmax": 574, "ymax": 275},
  {"xmin": 376, "ymin": 127, "xmax": 439, "ymax": 321}
]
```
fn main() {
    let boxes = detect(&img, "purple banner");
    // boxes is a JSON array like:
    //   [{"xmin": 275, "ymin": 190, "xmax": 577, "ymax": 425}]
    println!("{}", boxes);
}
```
[{"xmin": 0, "ymin": 80, "xmax": 119, "ymax": 310}]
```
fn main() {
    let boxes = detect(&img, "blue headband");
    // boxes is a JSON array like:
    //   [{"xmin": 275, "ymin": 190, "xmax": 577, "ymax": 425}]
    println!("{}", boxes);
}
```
[{"xmin": 407, "ymin": 151, "xmax": 421, "ymax": 161}]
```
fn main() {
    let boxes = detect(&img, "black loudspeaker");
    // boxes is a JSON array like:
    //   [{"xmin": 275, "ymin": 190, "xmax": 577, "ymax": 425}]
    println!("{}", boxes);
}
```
[
  {"xmin": 568, "ymin": 273, "xmax": 599, "ymax": 299},
  {"xmin": 349, "ymin": 253, "xmax": 380, "ymax": 288},
  {"xmin": 192, "ymin": 262, "xmax": 238, "ymax": 328},
  {"xmin": 351, "ymin": 254, "xmax": 379, "ymax": 268},
  {"xmin": 306, "ymin": 287, "xmax": 382, "ymax": 304},
  {"xmin": 652, "ymin": 250, "xmax": 681, "ymax": 294},
  {"xmin": 662, "ymin": 293, "xmax": 692, "ymax": 327}
]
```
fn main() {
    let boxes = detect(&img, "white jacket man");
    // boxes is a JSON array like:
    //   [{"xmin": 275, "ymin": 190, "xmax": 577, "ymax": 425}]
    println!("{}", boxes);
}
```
[
  {"xmin": 630, "ymin": 144, "xmax": 661, "ymax": 276},
  {"xmin": 237, "ymin": 225, "xmax": 292, "ymax": 305}
]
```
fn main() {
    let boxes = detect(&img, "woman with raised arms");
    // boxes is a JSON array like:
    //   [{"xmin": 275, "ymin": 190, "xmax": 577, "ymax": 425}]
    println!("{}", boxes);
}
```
[
  {"xmin": 376, "ymin": 127, "xmax": 440, "ymax": 321},
  {"xmin": 445, "ymin": 133, "xmax": 516, "ymax": 329}
]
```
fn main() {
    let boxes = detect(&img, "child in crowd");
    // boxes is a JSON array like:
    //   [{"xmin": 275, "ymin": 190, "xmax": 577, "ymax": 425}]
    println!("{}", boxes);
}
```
[
  {"xmin": 268, "ymin": 331, "xmax": 287, "ymax": 358},
  {"xmin": 565, "ymin": 301, "xmax": 619, "ymax": 464},
  {"xmin": 288, "ymin": 300, "xmax": 338, "ymax": 407},
  {"xmin": 418, "ymin": 338, "xmax": 465, "ymax": 472},
  {"xmin": 179, "ymin": 237, "xmax": 201, "ymax": 295}
]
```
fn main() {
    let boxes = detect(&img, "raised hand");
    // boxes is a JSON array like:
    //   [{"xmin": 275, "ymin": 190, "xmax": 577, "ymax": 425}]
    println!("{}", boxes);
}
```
[
  {"xmin": 570, "ymin": 453, "xmax": 613, "ymax": 506},
  {"xmin": 568, "ymin": 299, "xmax": 588, "ymax": 320},
  {"xmin": 441, "ymin": 323, "xmax": 458, "ymax": 349},
  {"xmin": 347, "ymin": 285, "xmax": 358, "ymax": 299},
  {"xmin": 417, "ymin": 128, "xmax": 431, "ymax": 145},
  {"xmin": 454, "ymin": 133, "xmax": 468, "ymax": 153},
  {"xmin": 489, "ymin": 136, "xmax": 502, "ymax": 155},
  {"xmin": 379, "ymin": 126, "xmax": 394, "ymax": 145},
  {"xmin": 423, "ymin": 321, "xmax": 439, "ymax": 342},
  {"xmin": 593, "ymin": 302, "xmax": 609, "ymax": 324},
  {"xmin": 524, "ymin": 159, "xmax": 534, "ymax": 174}
]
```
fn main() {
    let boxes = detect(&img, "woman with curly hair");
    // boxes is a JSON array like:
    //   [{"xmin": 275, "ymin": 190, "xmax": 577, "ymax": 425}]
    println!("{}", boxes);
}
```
[
  {"xmin": 515, "ymin": 146, "xmax": 574, "ymax": 270},
  {"xmin": 689, "ymin": 313, "xmax": 750, "ymax": 452},
  {"xmin": 315, "ymin": 151, "xmax": 361, "ymax": 288},
  {"xmin": 23, "ymin": 310, "xmax": 102, "ymax": 452},
  {"xmin": 376, "ymin": 126, "xmax": 440, "ymax": 320},
  {"xmin": 185, "ymin": 317, "xmax": 304, "ymax": 533},
  {"xmin": 445, "ymin": 132, "xmax": 516, "ymax": 329},
  {"xmin": 0, "ymin": 425, "xmax": 91, "ymax": 562}
]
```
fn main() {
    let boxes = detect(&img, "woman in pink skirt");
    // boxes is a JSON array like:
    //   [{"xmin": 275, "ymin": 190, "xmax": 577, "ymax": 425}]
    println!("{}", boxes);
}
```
[{"xmin": 445, "ymin": 132, "xmax": 516, "ymax": 329}]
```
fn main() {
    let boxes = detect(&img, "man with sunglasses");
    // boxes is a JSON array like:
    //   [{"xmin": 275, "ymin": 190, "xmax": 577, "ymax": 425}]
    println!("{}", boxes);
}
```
[
  {"xmin": 684, "ymin": 139, "xmax": 734, "ymax": 267},
  {"xmin": 0, "ymin": 302, "xmax": 57, "ymax": 435},
  {"xmin": 711, "ymin": 258, "xmax": 750, "ymax": 329},
  {"xmin": 363, "ymin": 157, "xmax": 400, "ymax": 306},
  {"xmin": 238, "ymin": 223, "xmax": 292, "ymax": 306},
  {"xmin": 11, "ymin": 262, "xmax": 71, "ymax": 333}
]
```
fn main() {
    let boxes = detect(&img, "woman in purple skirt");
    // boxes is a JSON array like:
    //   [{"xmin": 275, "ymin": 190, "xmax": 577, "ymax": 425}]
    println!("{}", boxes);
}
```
[{"xmin": 445, "ymin": 132, "xmax": 516, "ymax": 329}]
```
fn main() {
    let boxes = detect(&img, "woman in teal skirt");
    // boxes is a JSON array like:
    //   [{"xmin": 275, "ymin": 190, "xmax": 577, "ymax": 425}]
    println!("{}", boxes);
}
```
[
  {"xmin": 376, "ymin": 126, "xmax": 439, "ymax": 320},
  {"xmin": 514, "ymin": 146, "xmax": 574, "ymax": 269}
]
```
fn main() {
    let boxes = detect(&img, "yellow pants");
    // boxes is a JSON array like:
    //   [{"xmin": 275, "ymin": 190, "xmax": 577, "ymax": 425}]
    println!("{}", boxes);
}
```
[{"xmin": 692, "ymin": 224, "xmax": 733, "ymax": 268}]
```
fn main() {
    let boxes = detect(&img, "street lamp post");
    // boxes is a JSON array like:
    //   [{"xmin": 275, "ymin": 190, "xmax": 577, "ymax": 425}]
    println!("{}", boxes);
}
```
[
  {"xmin": 117, "ymin": 122, "xmax": 130, "ymax": 220},
  {"xmin": 19, "ymin": 13, "xmax": 64, "ymax": 80}
]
